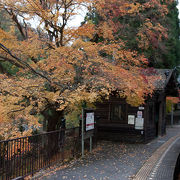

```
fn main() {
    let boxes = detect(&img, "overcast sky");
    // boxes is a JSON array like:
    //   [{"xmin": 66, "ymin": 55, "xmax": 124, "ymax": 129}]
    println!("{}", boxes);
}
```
[
  {"xmin": 177, "ymin": 1, "xmax": 180, "ymax": 18},
  {"xmin": 28, "ymin": 2, "xmax": 180, "ymax": 29}
]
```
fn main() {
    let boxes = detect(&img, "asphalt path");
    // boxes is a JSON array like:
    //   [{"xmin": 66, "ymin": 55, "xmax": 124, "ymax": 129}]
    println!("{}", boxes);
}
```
[{"xmin": 33, "ymin": 126, "xmax": 180, "ymax": 180}]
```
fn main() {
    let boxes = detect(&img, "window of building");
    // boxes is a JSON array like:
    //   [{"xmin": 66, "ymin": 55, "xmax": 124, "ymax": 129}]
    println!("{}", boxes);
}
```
[{"xmin": 110, "ymin": 104, "xmax": 126, "ymax": 123}]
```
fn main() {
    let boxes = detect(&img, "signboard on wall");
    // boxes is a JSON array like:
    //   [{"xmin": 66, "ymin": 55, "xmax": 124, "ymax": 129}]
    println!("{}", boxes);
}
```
[
  {"xmin": 137, "ymin": 111, "xmax": 142, "ymax": 118},
  {"xmin": 139, "ymin": 107, "xmax": 144, "ymax": 110},
  {"xmin": 86, "ymin": 112, "xmax": 95, "ymax": 131},
  {"xmin": 135, "ymin": 118, "xmax": 144, "ymax": 130},
  {"xmin": 128, "ymin": 115, "xmax": 135, "ymax": 125}
]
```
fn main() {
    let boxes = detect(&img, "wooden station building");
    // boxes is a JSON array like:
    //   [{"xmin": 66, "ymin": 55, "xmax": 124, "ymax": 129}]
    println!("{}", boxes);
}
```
[{"xmin": 95, "ymin": 69, "xmax": 178, "ymax": 143}]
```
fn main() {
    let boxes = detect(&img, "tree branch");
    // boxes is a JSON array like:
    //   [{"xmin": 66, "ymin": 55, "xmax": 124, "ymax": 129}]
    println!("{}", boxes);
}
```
[
  {"xmin": 0, "ymin": 42, "xmax": 52, "ymax": 83},
  {"xmin": 5, "ymin": 8, "xmax": 27, "ymax": 40},
  {"xmin": 8, "ymin": 108, "xmax": 26, "ymax": 114},
  {"xmin": 0, "ymin": 55, "xmax": 25, "ymax": 68}
]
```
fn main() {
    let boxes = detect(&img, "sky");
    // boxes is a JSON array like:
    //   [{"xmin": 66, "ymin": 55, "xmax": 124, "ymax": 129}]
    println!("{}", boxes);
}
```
[
  {"xmin": 27, "ymin": 2, "xmax": 180, "ymax": 31},
  {"xmin": 27, "ymin": 1, "xmax": 180, "ymax": 29},
  {"xmin": 28, "ymin": 5, "xmax": 87, "ymax": 29},
  {"xmin": 177, "ymin": 2, "xmax": 180, "ymax": 18}
]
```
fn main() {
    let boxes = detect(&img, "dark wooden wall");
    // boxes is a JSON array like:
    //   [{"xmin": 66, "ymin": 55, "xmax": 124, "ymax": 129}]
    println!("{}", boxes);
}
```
[
  {"xmin": 144, "ymin": 101, "xmax": 156, "ymax": 142},
  {"xmin": 95, "ymin": 97, "xmax": 145, "ymax": 142},
  {"xmin": 95, "ymin": 92, "xmax": 166, "ymax": 143}
]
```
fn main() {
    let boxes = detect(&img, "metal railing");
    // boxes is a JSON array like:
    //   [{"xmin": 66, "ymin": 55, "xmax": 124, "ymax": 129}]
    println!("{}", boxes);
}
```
[{"xmin": 0, "ymin": 127, "xmax": 80, "ymax": 180}]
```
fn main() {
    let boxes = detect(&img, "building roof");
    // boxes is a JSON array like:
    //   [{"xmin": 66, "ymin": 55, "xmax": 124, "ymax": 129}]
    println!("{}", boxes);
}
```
[
  {"xmin": 154, "ymin": 69, "xmax": 178, "ymax": 97},
  {"xmin": 154, "ymin": 69, "xmax": 174, "ymax": 90}
]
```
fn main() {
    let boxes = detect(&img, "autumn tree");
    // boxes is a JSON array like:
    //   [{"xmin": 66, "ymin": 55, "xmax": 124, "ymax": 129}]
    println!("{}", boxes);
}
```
[
  {"xmin": 0, "ymin": 0, "xmax": 156, "ymax": 139},
  {"xmin": 86, "ymin": 0, "xmax": 180, "ymax": 68},
  {"xmin": 163, "ymin": 1, "xmax": 180, "ymax": 68}
]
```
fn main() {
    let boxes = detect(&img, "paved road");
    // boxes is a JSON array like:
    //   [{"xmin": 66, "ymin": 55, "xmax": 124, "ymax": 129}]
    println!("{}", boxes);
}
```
[{"xmin": 33, "ymin": 126, "xmax": 180, "ymax": 180}]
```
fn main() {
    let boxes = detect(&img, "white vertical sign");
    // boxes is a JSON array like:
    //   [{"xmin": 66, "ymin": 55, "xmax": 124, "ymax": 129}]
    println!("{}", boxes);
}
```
[
  {"xmin": 137, "ymin": 111, "xmax": 142, "ymax": 118},
  {"xmin": 128, "ymin": 115, "xmax": 135, "ymax": 125},
  {"xmin": 86, "ymin": 112, "xmax": 94, "ymax": 131},
  {"xmin": 135, "ymin": 118, "xmax": 144, "ymax": 130}
]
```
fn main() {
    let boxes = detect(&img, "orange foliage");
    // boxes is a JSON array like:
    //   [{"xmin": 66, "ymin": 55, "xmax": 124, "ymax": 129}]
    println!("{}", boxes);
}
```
[
  {"xmin": 94, "ymin": 0, "xmax": 169, "ymax": 51},
  {"xmin": 0, "ymin": 0, "xmax": 164, "ymax": 138}
]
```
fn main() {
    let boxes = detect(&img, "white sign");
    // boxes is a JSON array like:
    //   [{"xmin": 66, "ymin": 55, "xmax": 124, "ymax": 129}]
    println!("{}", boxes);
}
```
[
  {"xmin": 86, "ymin": 112, "xmax": 94, "ymax": 131},
  {"xmin": 139, "ymin": 107, "xmax": 144, "ymax": 110},
  {"xmin": 137, "ymin": 111, "xmax": 142, "ymax": 118},
  {"xmin": 135, "ymin": 118, "xmax": 144, "ymax": 130},
  {"xmin": 128, "ymin": 115, "xmax": 135, "ymax": 125}
]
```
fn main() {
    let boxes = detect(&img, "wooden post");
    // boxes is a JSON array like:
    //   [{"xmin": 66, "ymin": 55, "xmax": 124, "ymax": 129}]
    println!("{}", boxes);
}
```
[
  {"xmin": 90, "ymin": 136, "xmax": 92, "ymax": 152},
  {"xmin": 144, "ymin": 104, "xmax": 147, "ymax": 142},
  {"xmin": 164, "ymin": 97, "xmax": 167, "ymax": 134},
  {"xmin": 158, "ymin": 101, "xmax": 163, "ymax": 136},
  {"xmin": 171, "ymin": 103, "xmax": 174, "ymax": 127}
]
